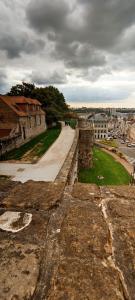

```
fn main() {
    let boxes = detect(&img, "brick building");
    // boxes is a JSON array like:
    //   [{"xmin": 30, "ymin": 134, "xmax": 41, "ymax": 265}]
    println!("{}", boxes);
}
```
[{"xmin": 0, "ymin": 96, "xmax": 46, "ymax": 155}]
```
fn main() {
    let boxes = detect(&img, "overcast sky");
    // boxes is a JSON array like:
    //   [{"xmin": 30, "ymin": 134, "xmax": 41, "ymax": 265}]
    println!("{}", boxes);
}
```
[{"xmin": 0, "ymin": 0, "xmax": 135, "ymax": 107}]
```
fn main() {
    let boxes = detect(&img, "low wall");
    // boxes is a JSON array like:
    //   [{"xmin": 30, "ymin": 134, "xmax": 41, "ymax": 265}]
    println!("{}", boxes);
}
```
[
  {"xmin": 55, "ymin": 123, "xmax": 94, "ymax": 185},
  {"xmin": 0, "ymin": 128, "xmax": 47, "ymax": 159},
  {"xmin": 0, "ymin": 135, "xmax": 22, "ymax": 157},
  {"xmin": 55, "ymin": 129, "xmax": 79, "ymax": 186}
]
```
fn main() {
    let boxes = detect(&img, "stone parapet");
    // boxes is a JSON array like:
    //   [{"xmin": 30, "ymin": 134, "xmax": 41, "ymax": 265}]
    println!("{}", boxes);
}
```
[
  {"xmin": 78, "ymin": 128, "xmax": 94, "ymax": 169},
  {"xmin": 1, "ymin": 181, "xmax": 135, "ymax": 299},
  {"xmin": 55, "ymin": 129, "xmax": 79, "ymax": 185}
]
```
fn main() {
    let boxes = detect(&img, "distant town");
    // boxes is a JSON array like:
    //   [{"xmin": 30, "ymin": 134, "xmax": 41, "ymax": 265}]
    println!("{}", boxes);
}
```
[{"xmin": 73, "ymin": 106, "xmax": 135, "ymax": 142}]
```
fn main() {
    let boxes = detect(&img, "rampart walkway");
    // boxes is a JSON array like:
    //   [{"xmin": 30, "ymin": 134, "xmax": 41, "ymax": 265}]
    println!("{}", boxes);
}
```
[{"xmin": 0, "ymin": 181, "xmax": 135, "ymax": 299}]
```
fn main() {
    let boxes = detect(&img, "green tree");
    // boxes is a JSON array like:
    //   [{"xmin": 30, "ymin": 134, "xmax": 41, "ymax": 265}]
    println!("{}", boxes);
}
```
[{"xmin": 8, "ymin": 82, "xmax": 35, "ymax": 97}]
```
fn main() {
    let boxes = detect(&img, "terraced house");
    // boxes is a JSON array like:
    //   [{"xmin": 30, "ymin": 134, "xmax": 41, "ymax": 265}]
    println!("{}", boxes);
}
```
[
  {"xmin": 0, "ymin": 96, "xmax": 46, "ymax": 155},
  {"xmin": 88, "ymin": 113, "xmax": 109, "ymax": 139}
]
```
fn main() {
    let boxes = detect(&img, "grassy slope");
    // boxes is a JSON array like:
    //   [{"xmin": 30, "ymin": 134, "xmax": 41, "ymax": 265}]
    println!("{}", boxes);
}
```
[
  {"xmin": 79, "ymin": 147, "xmax": 130, "ymax": 185},
  {"xmin": 1, "ymin": 125, "xmax": 61, "ymax": 161},
  {"xmin": 66, "ymin": 119, "xmax": 77, "ymax": 129}
]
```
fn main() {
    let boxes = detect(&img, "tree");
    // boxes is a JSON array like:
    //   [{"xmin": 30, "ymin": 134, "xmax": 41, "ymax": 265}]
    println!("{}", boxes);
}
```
[{"xmin": 8, "ymin": 82, "xmax": 35, "ymax": 97}]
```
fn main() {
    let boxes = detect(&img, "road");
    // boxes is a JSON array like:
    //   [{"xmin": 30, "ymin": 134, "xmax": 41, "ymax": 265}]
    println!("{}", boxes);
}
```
[
  {"xmin": 0, "ymin": 125, "xmax": 75, "ymax": 182},
  {"xmin": 117, "ymin": 140, "xmax": 135, "ymax": 165}
]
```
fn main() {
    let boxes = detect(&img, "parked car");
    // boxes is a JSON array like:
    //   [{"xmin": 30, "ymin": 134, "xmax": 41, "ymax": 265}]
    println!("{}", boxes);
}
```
[{"xmin": 127, "ymin": 144, "xmax": 132, "ymax": 147}]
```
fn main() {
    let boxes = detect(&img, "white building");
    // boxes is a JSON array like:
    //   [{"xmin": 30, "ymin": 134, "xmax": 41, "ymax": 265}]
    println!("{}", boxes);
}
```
[
  {"xmin": 109, "ymin": 108, "xmax": 117, "ymax": 116},
  {"xmin": 88, "ymin": 113, "xmax": 109, "ymax": 139}
]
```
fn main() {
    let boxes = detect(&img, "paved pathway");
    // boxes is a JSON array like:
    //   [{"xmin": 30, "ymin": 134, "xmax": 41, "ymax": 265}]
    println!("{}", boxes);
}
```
[{"xmin": 0, "ymin": 125, "xmax": 75, "ymax": 183}]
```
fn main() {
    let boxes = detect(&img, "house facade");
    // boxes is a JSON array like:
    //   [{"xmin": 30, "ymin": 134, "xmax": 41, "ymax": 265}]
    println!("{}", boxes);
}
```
[
  {"xmin": 88, "ymin": 113, "xmax": 109, "ymax": 139},
  {"xmin": 0, "ymin": 96, "xmax": 46, "ymax": 155}
]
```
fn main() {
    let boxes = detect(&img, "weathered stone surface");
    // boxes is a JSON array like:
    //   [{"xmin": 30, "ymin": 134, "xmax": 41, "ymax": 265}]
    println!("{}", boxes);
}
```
[
  {"xmin": 0, "ymin": 240, "xmax": 40, "ymax": 300},
  {"xmin": 101, "ymin": 186, "xmax": 135, "ymax": 299},
  {"xmin": 0, "ymin": 208, "xmax": 49, "ymax": 299},
  {"xmin": 48, "ymin": 258, "xmax": 123, "ymax": 300},
  {"xmin": 0, "ymin": 210, "xmax": 49, "ymax": 244},
  {"xmin": 105, "ymin": 185, "xmax": 135, "ymax": 200},
  {"xmin": 72, "ymin": 182, "xmax": 100, "ymax": 201},
  {"xmin": 47, "ymin": 189, "xmax": 124, "ymax": 300},
  {"xmin": 78, "ymin": 129, "xmax": 94, "ymax": 169},
  {"xmin": 1, "ymin": 180, "xmax": 64, "ymax": 211},
  {"xmin": 0, "ymin": 181, "xmax": 135, "ymax": 299},
  {"xmin": 0, "ymin": 177, "xmax": 17, "ymax": 204}
]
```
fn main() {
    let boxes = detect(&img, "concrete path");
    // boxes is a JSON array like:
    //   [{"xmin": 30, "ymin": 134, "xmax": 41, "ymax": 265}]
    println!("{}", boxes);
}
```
[{"xmin": 0, "ymin": 125, "xmax": 75, "ymax": 183}]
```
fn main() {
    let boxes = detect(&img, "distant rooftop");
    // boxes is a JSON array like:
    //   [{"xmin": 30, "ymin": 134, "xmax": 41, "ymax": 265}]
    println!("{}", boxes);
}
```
[{"xmin": 88, "ymin": 113, "xmax": 108, "ymax": 122}]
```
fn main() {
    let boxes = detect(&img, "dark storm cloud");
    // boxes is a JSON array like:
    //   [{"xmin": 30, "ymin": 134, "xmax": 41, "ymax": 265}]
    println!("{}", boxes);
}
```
[
  {"xmin": 26, "ymin": 0, "xmax": 135, "ymax": 76},
  {"xmin": 26, "ymin": 0, "xmax": 135, "ymax": 50},
  {"xmin": 0, "ymin": 33, "xmax": 45, "ymax": 59},
  {"xmin": 0, "ymin": 0, "xmax": 45, "ymax": 60},
  {"xmin": 77, "ymin": 0, "xmax": 135, "ymax": 49},
  {"xmin": 53, "ymin": 43, "xmax": 106, "ymax": 69},
  {"xmin": 31, "ymin": 71, "xmax": 67, "ymax": 85},
  {"xmin": 0, "ymin": 0, "xmax": 135, "ymax": 104},
  {"xmin": 26, "ymin": 0, "xmax": 70, "ymax": 33}
]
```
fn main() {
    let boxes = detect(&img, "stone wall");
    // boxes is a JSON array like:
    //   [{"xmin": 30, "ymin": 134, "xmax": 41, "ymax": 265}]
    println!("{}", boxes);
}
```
[
  {"xmin": 78, "ymin": 128, "xmax": 94, "ymax": 169},
  {"xmin": 55, "ymin": 129, "xmax": 79, "ymax": 186},
  {"xmin": 0, "ymin": 114, "xmax": 46, "ymax": 156},
  {"xmin": 0, "ymin": 135, "xmax": 22, "ymax": 157},
  {"xmin": 19, "ymin": 114, "xmax": 46, "ymax": 142},
  {"xmin": 56, "ymin": 120, "xmax": 94, "ymax": 185}
]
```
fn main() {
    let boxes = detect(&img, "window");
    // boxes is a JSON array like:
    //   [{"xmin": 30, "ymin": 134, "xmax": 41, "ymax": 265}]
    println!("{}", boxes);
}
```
[
  {"xmin": 37, "ymin": 115, "xmax": 41, "ymax": 126},
  {"xmin": 35, "ymin": 116, "xmax": 37, "ymax": 126},
  {"xmin": 29, "ymin": 117, "xmax": 31, "ymax": 128}
]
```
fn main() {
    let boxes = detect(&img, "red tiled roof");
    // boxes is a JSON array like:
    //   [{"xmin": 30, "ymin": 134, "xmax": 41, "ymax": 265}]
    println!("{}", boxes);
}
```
[
  {"xmin": 0, "ymin": 129, "xmax": 12, "ymax": 138},
  {"xmin": 0, "ymin": 96, "xmax": 45, "ymax": 117}
]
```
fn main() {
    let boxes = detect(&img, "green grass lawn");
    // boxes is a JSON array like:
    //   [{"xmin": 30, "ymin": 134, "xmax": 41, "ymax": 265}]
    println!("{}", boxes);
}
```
[
  {"xmin": 79, "ymin": 147, "xmax": 130, "ymax": 185},
  {"xmin": 1, "ymin": 125, "xmax": 61, "ymax": 161}
]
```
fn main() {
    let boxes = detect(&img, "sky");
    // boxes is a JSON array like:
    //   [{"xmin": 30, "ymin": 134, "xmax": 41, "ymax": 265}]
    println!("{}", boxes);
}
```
[{"xmin": 0, "ymin": 0, "xmax": 135, "ymax": 108}]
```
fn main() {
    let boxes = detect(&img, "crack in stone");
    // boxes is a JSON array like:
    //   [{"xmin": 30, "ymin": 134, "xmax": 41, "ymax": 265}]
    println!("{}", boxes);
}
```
[
  {"xmin": 32, "ymin": 185, "xmax": 73, "ymax": 300},
  {"xmin": 100, "ymin": 193, "xmax": 131, "ymax": 300}
]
